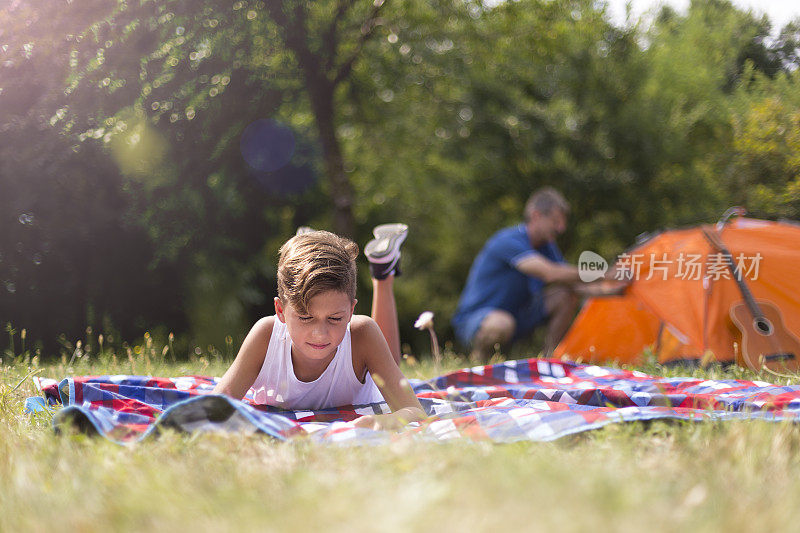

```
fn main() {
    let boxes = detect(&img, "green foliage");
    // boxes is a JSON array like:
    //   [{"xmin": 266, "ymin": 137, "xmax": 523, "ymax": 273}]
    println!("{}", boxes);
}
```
[
  {"xmin": 2, "ymin": 0, "xmax": 800, "ymax": 354},
  {"xmin": 724, "ymin": 70, "xmax": 800, "ymax": 218},
  {"xmin": 0, "ymin": 0, "xmax": 187, "ymax": 353}
]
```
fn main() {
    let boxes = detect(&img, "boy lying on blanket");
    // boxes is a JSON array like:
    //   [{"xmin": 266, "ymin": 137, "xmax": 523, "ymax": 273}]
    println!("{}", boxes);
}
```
[{"xmin": 213, "ymin": 225, "xmax": 425, "ymax": 431}]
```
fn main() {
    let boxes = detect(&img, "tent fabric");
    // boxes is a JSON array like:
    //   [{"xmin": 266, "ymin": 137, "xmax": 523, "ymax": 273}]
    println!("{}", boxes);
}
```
[
  {"xmin": 556, "ymin": 217, "xmax": 800, "ymax": 366},
  {"xmin": 553, "ymin": 295, "xmax": 661, "ymax": 365}
]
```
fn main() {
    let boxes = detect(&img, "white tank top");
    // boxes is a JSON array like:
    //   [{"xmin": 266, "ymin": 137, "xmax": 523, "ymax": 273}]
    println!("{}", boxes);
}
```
[{"xmin": 250, "ymin": 318, "xmax": 384, "ymax": 410}]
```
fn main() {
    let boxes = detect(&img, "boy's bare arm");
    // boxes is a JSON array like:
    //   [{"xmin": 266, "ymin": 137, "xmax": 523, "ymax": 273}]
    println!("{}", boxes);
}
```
[
  {"xmin": 351, "ymin": 317, "xmax": 426, "ymax": 430},
  {"xmin": 212, "ymin": 317, "xmax": 273, "ymax": 400}
]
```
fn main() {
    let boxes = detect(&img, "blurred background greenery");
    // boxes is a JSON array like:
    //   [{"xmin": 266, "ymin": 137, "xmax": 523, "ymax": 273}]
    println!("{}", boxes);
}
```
[{"xmin": 2, "ymin": 0, "xmax": 799, "ymax": 359}]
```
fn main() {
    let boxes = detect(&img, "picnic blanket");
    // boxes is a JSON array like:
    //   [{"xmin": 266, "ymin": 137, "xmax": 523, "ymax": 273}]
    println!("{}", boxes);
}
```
[{"xmin": 26, "ymin": 358, "xmax": 800, "ymax": 444}]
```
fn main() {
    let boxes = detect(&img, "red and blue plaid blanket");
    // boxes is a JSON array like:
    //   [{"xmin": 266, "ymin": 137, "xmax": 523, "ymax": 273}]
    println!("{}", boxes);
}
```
[{"xmin": 28, "ymin": 358, "xmax": 800, "ymax": 444}]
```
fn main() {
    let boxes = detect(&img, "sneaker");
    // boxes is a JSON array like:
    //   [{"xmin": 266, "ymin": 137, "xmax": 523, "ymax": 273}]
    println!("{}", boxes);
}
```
[
  {"xmin": 295, "ymin": 226, "xmax": 315, "ymax": 236},
  {"xmin": 365, "ymin": 223, "xmax": 408, "ymax": 279}
]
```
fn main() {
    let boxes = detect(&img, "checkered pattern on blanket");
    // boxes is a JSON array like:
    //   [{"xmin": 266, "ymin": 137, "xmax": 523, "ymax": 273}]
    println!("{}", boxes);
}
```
[{"xmin": 30, "ymin": 358, "xmax": 800, "ymax": 444}]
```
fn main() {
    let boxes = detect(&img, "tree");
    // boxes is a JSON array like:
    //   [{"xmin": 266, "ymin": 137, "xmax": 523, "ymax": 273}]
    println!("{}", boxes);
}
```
[
  {"xmin": 57, "ymin": 0, "xmax": 395, "ymax": 238},
  {"xmin": 1, "ymin": 0, "xmax": 402, "ymax": 350},
  {"xmin": 4, "ymin": 0, "xmax": 800, "ymax": 356},
  {"xmin": 726, "ymin": 69, "xmax": 800, "ymax": 218},
  {"xmin": 0, "ymin": 0, "xmax": 187, "ymax": 353},
  {"xmin": 339, "ymin": 0, "xmax": 654, "ymax": 345}
]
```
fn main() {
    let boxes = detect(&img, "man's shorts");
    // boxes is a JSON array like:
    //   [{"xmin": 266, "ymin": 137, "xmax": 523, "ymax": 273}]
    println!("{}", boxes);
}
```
[{"xmin": 453, "ymin": 292, "xmax": 548, "ymax": 347}]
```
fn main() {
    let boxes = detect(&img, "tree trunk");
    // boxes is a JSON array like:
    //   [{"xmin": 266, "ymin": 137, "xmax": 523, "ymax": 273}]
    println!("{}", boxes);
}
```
[
  {"xmin": 307, "ymin": 79, "xmax": 355, "ymax": 238},
  {"xmin": 267, "ymin": 2, "xmax": 359, "ymax": 238}
]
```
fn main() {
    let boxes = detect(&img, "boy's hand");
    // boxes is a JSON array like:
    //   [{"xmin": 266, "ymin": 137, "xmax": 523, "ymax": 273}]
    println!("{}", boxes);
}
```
[
  {"xmin": 352, "ymin": 413, "xmax": 402, "ymax": 431},
  {"xmin": 352, "ymin": 407, "xmax": 426, "ymax": 431}
]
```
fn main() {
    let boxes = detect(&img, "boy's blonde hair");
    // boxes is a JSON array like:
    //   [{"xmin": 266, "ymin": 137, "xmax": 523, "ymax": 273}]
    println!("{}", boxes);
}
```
[{"xmin": 277, "ymin": 230, "xmax": 358, "ymax": 313}]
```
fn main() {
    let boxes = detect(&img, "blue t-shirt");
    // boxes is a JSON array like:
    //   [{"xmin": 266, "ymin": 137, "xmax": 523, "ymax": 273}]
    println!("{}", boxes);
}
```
[{"xmin": 452, "ymin": 224, "xmax": 564, "ymax": 332}]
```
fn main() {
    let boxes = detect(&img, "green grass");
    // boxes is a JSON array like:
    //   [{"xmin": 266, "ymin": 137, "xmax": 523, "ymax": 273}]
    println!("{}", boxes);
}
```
[{"xmin": 4, "ymin": 340, "xmax": 800, "ymax": 532}]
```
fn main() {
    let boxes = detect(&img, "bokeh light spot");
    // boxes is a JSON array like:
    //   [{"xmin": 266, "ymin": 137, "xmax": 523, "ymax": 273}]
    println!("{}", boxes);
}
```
[
  {"xmin": 108, "ymin": 119, "xmax": 169, "ymax": 181},
  {"xmin": 240, "ymin": 119, "xmax": 296, "ymax": 172},
  {"xmin": 251, "ymin": 165, "xmax": 315, "ymax": 196}
]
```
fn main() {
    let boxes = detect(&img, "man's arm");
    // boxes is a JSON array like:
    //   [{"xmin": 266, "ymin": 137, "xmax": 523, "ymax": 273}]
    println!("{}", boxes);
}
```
[
  {"xmin": 515, "ymin": 254, "xmax": 581, "ymax": 283},
  {"xmin": 572, "ymin": 279, "xmax": 627, "ymax": 297},
  {"xmin": 516, "ymin": 255, "xmax": 628, "ymax": 295}
]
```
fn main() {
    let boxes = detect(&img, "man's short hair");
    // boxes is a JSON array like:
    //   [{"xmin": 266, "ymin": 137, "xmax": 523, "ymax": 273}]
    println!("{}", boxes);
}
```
[
  {"xmin": 524, "ymin": 187, "xmax": 570, "ymax": 220},
  {"xmin": 277, "ymin": 230, "xmax": 358, "ymax": 313}
]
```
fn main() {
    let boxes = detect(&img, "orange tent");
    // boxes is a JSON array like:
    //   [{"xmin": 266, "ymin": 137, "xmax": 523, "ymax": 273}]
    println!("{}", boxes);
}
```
[{"xmin": 555, "ymin": 216, "xmax": 800, "ymax": 366}]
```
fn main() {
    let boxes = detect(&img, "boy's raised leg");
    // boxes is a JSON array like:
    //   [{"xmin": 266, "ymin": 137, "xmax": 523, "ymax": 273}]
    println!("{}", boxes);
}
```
[
  {"xmin": 371, "ymin": 275, "xmax": 401, "ymax": 364},
  {"xmin": 365, "ymin": 223, "xmax": 408, "ymax": 365}
]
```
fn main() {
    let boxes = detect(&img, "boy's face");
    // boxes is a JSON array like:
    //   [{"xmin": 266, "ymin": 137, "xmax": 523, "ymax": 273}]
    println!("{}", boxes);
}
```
[{"xmin": 274, "ymin": 290, "xmax": 357, "ymax": 364}]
